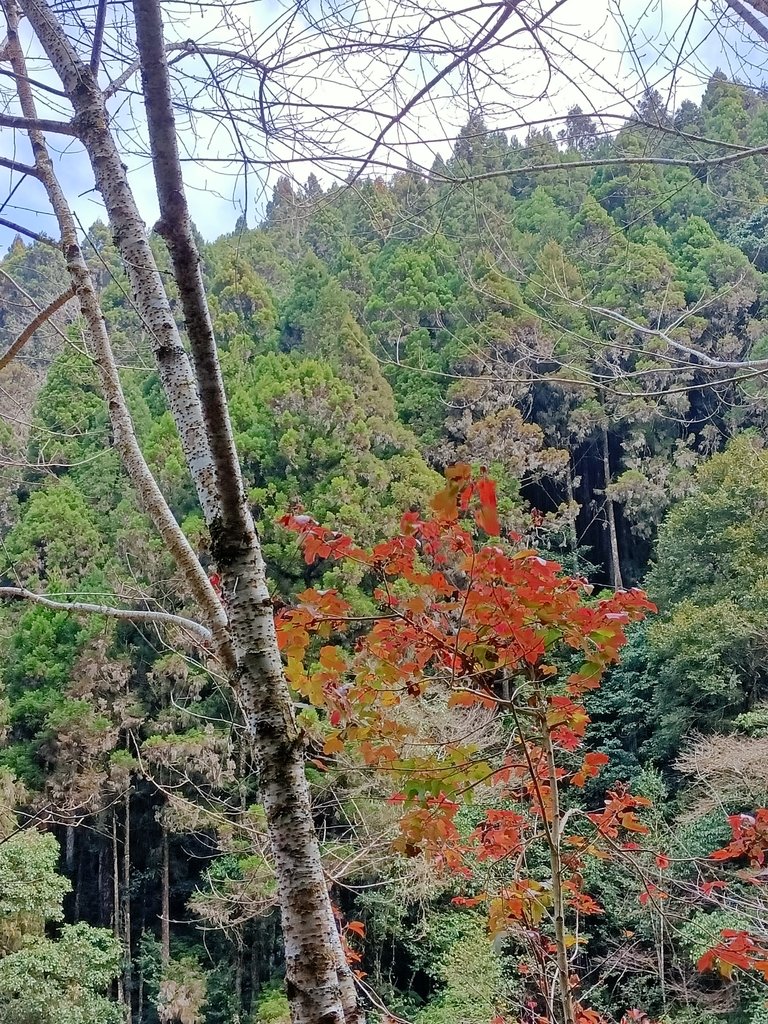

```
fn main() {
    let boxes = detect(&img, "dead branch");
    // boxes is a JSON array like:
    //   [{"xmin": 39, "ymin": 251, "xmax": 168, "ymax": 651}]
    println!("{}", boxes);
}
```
[
  {"xmin": 0, "ymin": 285, "xmax": 75, "ymax": 370},
  {"xmin": 0, "ymin": 586, "xmax": 213, "ymax": 641}
]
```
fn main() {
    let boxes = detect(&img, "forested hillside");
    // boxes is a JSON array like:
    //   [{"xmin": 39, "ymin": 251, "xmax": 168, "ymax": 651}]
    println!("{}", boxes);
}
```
[{"xmin": 3, "ymin": 68, "xmax": 768, "ymax": 1024}]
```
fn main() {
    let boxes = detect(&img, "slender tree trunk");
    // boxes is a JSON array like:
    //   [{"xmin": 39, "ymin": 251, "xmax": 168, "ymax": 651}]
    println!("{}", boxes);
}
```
[
  {"xmin": 99, "ymin": 841, "xmax": 108, "ymax": 926},
  {"xmin": 137, "ymin": 909, "xmax": 146, "ymax": 1018},
  {"xmin": 235, "ymin": 931, "xmax": 244, "ymax": 1021},
  {"xmin": 161, "ymin": 827, "xmax": 170, "ymax": 966},
  {"xmin": 3, "ymin": 0, "xmax": 228, "ymax": 650},
  {"xmin": 123, "ymin": 791, "xmax": 133, "ymax": 1023},
  {"xmin": 601, "ymin": 426, "xmax": 623, "ymax": 590},
  {"xmin": 251, "ymin": 922, "xmax": 261, "ymax": 1014},
  {"xmin": 113, "ymin": 811, "xmax": 125, "ymax": 1006},
  {"xmin": 541, "ymin": 704, "xmax": 577, "ymax": 1024},
  {"xmin": 18, "ymin": 0, "xmax": 220, "ymax": 525},
  {"xmin": 565, "ymin": 460, "xmax": 578, "ymax": 552},
  {"xmin": 65, "ymin": 822, "xmax": 75, "ymax": 872},
  {"xmin": 131, "ymin": 3, "xmax": 362, "ymax": 1021},
  {"xmin": 74, "ymin": 843, "xmax": 82, "ymax": 922}
]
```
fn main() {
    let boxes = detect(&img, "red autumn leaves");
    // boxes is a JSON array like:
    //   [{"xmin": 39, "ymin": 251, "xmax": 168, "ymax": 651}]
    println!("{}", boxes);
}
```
[{"xmin": 276, "ymin": 466, "xmax": 768, "ymax": 1010}]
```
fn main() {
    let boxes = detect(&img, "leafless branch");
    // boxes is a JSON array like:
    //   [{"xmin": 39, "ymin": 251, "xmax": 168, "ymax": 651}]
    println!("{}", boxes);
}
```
[
  {"xmin": 0, "ymin": 586, "xmax": 213, "ymax": 641},
  {"xmin": 724, "ymin": 0, "xmax": 768, "ymax": 45},
  {"xmin": 577, "ymin": 301, "xmax": 768, "ymax": 373},
  {"xmin": 89, "ymin": 0, "xmax": 107, "ymax": 73},
  {"xmin": 0, "ymin": 215, "xmax": 56, "ymax": 245},
  {"xmin": 0, "ymin": 65, "xmax": 69, "ymax": 97},
  {"xmin": 443, "ymin": 142, "xmax": 768, "ymax": 185},
  {"xmin": 0, "ymin": 155, "xmax": 41, "ymax": 178},
  {"xmin": 0, "ymin": 112, "xmax": 77, "ymax": 134},
  {"xmin": 0, "ymin": 285, "xmax": 75, "ymax": 370}
]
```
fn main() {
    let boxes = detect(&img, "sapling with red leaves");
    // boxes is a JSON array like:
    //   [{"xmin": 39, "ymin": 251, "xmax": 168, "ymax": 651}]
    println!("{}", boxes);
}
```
[{"xmin": 277, "ymin": 466, "xmax": 658, "ymax": 1024}]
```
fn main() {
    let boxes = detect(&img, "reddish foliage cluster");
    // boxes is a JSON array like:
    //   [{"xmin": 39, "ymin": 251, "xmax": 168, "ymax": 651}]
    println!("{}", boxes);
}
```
[
  {"xmin": 698, "ymin": 930, "xmax": 768, "ymax": 982},
  {"xmin": 710, "ymin": 810, "xmax": 768, "ymax": 868},
  {"xmin": 276, "ymin": 468, "xmax": 768, "ymax": 1019}
]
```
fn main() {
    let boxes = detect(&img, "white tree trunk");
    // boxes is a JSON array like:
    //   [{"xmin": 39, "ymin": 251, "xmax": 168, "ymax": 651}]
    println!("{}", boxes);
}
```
[
  {"xmin": 19, "ymin": 0, "xmax": 220, "ymax": 525},
  {"xmin": 601, "ymin": 425, "xmax": 623, "ymax": 591},
  {"xmin": 2, "ymin": 0, "xmax": 226, "ymax": 642},
  {"xmin": 9, "ymin": 0, "xmax": 364, "ymax": 1019},
  {"xmin": 132, "ymin": 3, "xmax": 362, "ymax": 1018}
]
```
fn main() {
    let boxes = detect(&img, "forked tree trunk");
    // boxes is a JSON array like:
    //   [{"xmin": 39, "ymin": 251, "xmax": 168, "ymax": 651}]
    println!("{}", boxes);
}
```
[{"xmin": 8, "ymin": 0, "xmax": 361, "ymax": 1020}]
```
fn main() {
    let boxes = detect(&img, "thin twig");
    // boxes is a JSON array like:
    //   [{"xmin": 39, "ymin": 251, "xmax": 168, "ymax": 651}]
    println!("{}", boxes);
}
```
[{"xmin": 89, "ymin": 0, "xmax": 107, "ymax": 73}]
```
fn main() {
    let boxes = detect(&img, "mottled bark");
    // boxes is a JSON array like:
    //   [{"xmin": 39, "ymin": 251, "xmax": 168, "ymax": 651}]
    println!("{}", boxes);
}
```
[
  {"xmin": 2, "ymin": 0, "xmax": 227, "ymax": 647},
  {"xmin": 7, "ymin": 1, "xmax": 363, "ymax": 1019},
  {"xmin": 133, "ymin": 2, "xmax": 363, "ymax": 1021},
  {"xmin": 18, "ymin": 0, "xmax": 220, "ymax": 524}
]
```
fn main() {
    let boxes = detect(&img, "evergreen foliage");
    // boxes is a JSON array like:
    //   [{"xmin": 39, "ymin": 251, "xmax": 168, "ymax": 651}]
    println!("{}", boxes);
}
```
[{"xmin": 4, "ymin": 77, "xmax": 768, "ymax": 1022}]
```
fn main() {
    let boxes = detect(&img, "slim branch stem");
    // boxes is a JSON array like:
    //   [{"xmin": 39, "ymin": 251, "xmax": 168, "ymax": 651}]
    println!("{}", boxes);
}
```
[
  {"xmin": 0, "ymin": 285, "xmax": 75, "ymax": 370},
  {"xmin": 0, "ymin": 587, "xmax": 212, "ymax": 641}
]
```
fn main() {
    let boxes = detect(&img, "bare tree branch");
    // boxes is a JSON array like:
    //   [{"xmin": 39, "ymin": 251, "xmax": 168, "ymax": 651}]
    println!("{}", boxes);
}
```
[
  {"xmin": 19, "ymin": 0, "xmax": 224, "ymax": 526},
  {"xmin": 102, "ymin": 40, "xmax": 264, "ymax": 100},
  {"xmin": 0, "ymin": 65, "xmax": 69, "ymax": 97},
  {"xmin": 577, "ymin": 301, "xmax": 768, "ymax": 373},
  {"xmin": 0, "ymin": 155, "xmax": 40, "ymax": 177},
  {"xmin": 0, "ymin": 215, "xmax": 56, "ymax": 244},
  {"xmin": 0, "ymin": 112, "xmax": 77, "ymax": 134},
  {"xmin": 0, "ymin": 587, "xmax": 213, "ymax": 641},
  {"xmin": 348, "ymin": 0, "xmax": 522, "ymax": 184},
  {"xmin": 89, "ymin": 0, "xmax": 107, "ymax": 73},
  {"xmin": 443, "ymin": 142, "xmax": 768, "ymax": 185},
  {"xmin": 3, "ymin": 0, "xmax": 229, "ymax": 649},
  {"xmin": 724, "ymin": 0, "xmax": 768, "ymax": 45},
  {"xmin": 0, "ymin": 284, "xmax": 75, "ymax": 370}
]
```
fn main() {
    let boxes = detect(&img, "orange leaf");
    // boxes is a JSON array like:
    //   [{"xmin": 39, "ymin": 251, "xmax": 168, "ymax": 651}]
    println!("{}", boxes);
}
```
[
  {"xmin": 323, "ymin": 735, "xmax": 345, "ymax": 755},
  {"xmin": 319, "ymin": 646, "xmax": 347, "ymax": 673}
]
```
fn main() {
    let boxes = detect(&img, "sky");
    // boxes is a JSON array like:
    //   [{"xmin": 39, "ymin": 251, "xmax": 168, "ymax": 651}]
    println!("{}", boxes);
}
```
[{"xmin": 0, "ymin": 0, "xmax": 765, "ymax": 252}]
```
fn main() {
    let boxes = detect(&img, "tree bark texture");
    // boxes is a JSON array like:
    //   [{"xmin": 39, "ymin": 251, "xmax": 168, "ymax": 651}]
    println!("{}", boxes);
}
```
[
  {"xmin": 18, "ymin": 0, "xmax": 220, "ymax": 525},
  {"xmin": 132, "ymin": 2, "xmax": 362, "ymax": 1021},
  {"xmin": 7, "ymin": 0, "xmax": 363, "ymax": 1019},
  {"xmin": 4, "ymin": 0, "xmax": 228, "ymax": 645}
]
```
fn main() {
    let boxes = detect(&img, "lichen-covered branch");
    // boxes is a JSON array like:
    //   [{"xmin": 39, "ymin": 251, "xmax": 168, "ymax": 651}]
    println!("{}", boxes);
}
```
[{"xmin": 0, "ymin": 587, "xmax": 212, "ymax": 642}]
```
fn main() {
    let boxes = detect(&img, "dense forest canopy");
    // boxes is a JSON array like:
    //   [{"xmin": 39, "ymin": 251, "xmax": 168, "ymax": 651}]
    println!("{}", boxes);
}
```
[{"xmin": 4, "ymin": 1, "xmax": 768, "ymax": 1023}]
